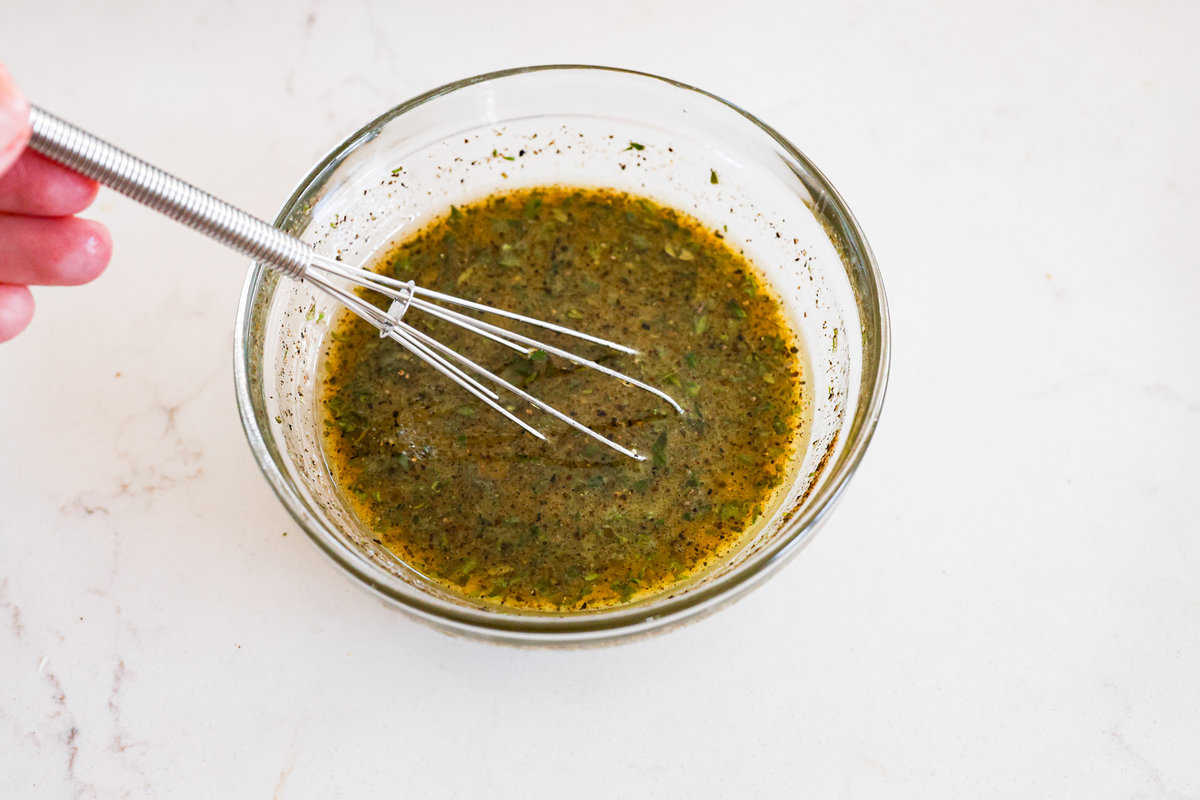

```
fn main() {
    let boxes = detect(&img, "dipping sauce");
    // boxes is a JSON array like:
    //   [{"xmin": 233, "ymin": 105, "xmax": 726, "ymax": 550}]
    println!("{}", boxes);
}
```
[{"xmin": 320, "ymin": 187, "xmax": 806, "ymax": 610}]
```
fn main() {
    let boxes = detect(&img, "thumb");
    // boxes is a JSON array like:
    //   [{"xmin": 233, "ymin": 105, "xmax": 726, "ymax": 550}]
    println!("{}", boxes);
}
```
[{"xmin": 0, "ymin": 63, "xmax": 31, "ymax": 176}]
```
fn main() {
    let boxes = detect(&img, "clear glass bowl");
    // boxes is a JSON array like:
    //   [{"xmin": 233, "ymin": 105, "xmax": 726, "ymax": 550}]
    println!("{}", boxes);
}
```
[{"xmin": 233, "ymin": 65, "xmax": 890, "ymax": 645}]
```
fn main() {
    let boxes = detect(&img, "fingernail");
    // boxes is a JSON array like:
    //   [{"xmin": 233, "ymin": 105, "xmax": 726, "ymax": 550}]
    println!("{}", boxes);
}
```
[{"xmin": 0, "ymin": 64, "xmax": 31, "ymax": 155}]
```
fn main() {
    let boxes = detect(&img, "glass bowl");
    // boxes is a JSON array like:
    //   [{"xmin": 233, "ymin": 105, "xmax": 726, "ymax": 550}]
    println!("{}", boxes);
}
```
[{"xmin": 233, "ymin": 65, "xmax": 890, "ymax": 645}]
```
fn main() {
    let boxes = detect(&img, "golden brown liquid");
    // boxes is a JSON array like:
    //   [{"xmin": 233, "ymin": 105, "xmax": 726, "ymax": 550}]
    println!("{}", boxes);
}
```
[{"xmin": 320, "ymin": 187, "xmax": 806, "ymax": 610}]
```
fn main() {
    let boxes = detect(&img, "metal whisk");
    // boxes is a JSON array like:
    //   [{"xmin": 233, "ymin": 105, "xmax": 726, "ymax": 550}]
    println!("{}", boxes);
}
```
[{"xmin": 28, "ymin": 106, "xmax": 682, "ymax": 460}]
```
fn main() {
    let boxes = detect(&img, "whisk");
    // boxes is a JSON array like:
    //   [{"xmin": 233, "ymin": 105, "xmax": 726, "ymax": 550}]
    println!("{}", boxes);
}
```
[{"xmin": 27, "ymin": 106, "xmax": 682, "ymax": 460}]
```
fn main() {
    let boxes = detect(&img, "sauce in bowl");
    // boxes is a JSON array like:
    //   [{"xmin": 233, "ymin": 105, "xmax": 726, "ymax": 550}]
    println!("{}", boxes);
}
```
[{"xmin": 320, "ymin": 187, "xmax": 807, "ymax": 610}]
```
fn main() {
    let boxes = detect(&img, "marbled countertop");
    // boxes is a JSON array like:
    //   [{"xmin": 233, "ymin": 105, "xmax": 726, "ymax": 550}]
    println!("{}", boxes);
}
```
[{"xmin": 2, "ymin": 2, "xmax": 1197, "ymax": 797}]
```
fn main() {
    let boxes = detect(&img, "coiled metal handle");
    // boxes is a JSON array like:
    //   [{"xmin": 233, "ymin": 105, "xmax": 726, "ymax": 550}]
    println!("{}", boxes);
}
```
[{"xmin": 27, "ymin": 106, "xmax": 310, "ymax": 279}]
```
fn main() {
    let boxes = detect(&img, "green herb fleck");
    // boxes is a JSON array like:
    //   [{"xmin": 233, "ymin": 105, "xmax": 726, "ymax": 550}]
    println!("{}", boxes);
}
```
[
  {"xmin": 651, "ymin": 431, "xmax": 668, "ymax": 468},
  {"xmin": 499, "ymin": 243, "xmax": 521, "ymax": 268},
  {"xmin": 625, "ymin": 141, "xmax": 645, "ymax": 151},
  {"xmin": 710, "ymin": 169, "xmax": 719, "ymax": 184},
  {"xmin": 613, "ymin": 579, "xmax": 638, "ymax": 602},
  {"xmin": 455, "ymin": 557, "xmax": 478, "ymax": 580}
]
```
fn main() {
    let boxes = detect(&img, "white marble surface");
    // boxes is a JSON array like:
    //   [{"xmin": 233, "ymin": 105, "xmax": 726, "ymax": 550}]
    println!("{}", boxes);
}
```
[{"xmin": 2, "ymin": 1, "xmax": 1198, "ymax": 797}]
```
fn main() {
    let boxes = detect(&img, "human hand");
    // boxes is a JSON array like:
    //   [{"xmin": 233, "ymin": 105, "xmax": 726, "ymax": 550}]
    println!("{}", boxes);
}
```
[{"xmin": 0, "ymin": 63, "xmax": 111, "ymax": 342}]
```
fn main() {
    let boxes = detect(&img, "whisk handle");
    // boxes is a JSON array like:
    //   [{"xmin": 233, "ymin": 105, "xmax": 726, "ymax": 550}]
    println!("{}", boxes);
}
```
[{"xmin": 26, "ymin": 105, "xmax": 310, "ymax": 280}]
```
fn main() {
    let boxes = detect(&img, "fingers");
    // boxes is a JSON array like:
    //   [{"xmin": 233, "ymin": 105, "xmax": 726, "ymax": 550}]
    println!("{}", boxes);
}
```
[
  {"xmin": 0, "ymin": 214, "xmax": 111, "ymax": 286},
  {"xmin": 0, "ymin": 283, "xmax": 34, "ymax": 343},
  {"xmin": 0, "ymin": 63, "xmax": 30, "ymax": 176},
  {"xmin": 0, "ymin": 150, "xmax": 99, "ymax": 215},
  {"xmin": 0, "ymin": 65, "xmax": 107, "ymax": 346}
]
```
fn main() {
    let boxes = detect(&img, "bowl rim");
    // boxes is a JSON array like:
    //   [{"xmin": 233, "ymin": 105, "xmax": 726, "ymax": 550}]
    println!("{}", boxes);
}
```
[{"xmin": 233, "ymin": 63, "xmax": 891, "ymax": 642}]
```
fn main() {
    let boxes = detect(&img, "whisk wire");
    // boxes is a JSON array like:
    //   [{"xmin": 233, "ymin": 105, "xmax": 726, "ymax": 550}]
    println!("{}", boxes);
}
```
[
  {"xmin": 389, "ymin": 328, "xmax": 546, "ymax": 440},
  {"xmin": 407, "ymin": 297, "xmax": 686, "ymax": 415},
  {"xmin": 307, "ymin": 272, "xmax": 549, "ymax": 439},
  {"xmin": 307, "ymin": 259, "xmax": 679, "ymax": 459},
  {"xmin": 397, "ymin": 322, "xmax": 646, "ymax": 460}
]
